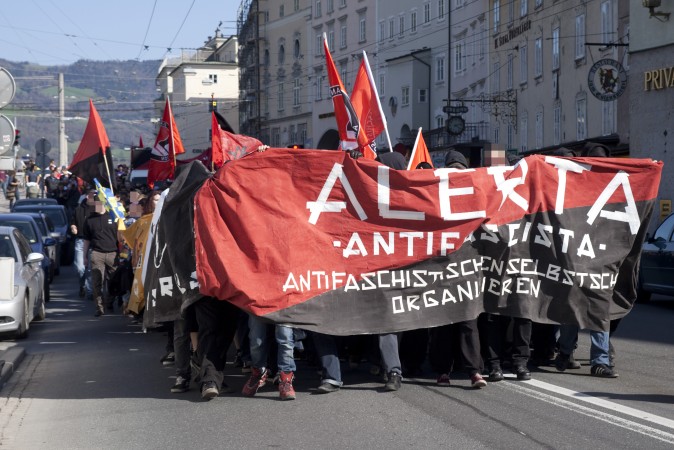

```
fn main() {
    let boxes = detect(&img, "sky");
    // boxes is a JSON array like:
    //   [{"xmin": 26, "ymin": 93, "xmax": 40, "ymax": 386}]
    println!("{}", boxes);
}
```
[{"xmin": 0, "ymin": 0, "xmax": 240, "ymax": 65}]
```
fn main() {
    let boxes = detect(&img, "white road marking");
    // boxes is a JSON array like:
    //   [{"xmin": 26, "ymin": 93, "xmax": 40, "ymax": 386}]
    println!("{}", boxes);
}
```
[
  {"xmin": 38, "ymin": 341, "xmax": 76, "ymax": 344},
  {"xmin": 499, "ymin": 376, "xmax": 674, "ymax": 445}
]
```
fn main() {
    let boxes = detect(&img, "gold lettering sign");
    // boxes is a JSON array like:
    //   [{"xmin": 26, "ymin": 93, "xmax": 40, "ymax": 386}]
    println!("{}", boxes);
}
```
[{"xmin": 644, "ymin": 67, "xmax": 674, "ymax": 91}]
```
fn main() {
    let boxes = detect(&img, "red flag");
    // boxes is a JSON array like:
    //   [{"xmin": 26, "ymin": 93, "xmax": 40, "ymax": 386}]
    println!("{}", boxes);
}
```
[
  {"xmin": 148, "ymin": 98, "xmax": 185, "ymax": 187},
  {"xmin": 219, "ymin": 130, "xmax": 263, "ymax": 162},
  {"xmin": 211, "ymin": 111, "xmax": 224, "ymax": 168},
  {"xmin": 69, "ymin": 99, "xmax": 116, "ymax": 188},
  {"xmin": 324, "ymin": 34, "xmax": 364, "ymax": 151},
  {"xmin": 139, "ymin": 136, "xmax": 144, "ymax": 148},
  {"xmin": 407, "ymin": 128, "xmax": 434, "ymax": 170},
  {"xmin": 351, "ymin": 52, "xmax": 387, "ymax": 160}
]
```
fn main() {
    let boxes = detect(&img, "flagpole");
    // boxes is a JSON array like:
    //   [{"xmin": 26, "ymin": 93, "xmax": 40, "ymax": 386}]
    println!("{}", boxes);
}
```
[
  {"xmin": 102, "ymin": 146, "xmax": 115, "ymax": 195},
  {"xmin": 363, "ymin": 51, "xmax": 393, "ymax": 152},
  {"xmin": 407, "ymin": 128, "xmax": 423, "ymax": 170}
]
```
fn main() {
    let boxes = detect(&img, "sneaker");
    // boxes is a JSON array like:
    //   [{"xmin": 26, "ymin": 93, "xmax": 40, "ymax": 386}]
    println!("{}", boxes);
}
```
[
  {"xmin": 242, "ymin": 367, "xmax": 268, "ymax": 397},
  {"xmin": 278, "ymin": 371, "xmax": 296, "ymax": 400},
  {"xmin": 233, "ymin": 353, "xmax": 243, "ymax": 368},
  {"xmin": 488, "ymin": 367, "xmax": 504, "ymax": 382},
  {"xmin": 384, "ymin": 372, "xmax": 402, "ymax": 391},
  {"xmin": 160, "ymin": 351, "xmax": 175, "ymax": 366},
  {"xmin": 470, "ymin": 373, "xmax": 487, "ymax": 389},
  {"xmin": 94, "ymin": 310, "xmax": 104, "ymax": 317},
  {"xmin": 515, "ymin": 366, "xmax": 531, "ymax": 381},
  {"xmin": 241, "ymin": 361, "xmax": 252, "ymax": 373},
  {"xmin": 591, "ymin": 364, "xmax": 618, "ymax": 378},
  {"xmin": 201, "ymin": 381, "xmax": 219, "ymax": 400},
  {"xmin": 555, "ymin": 352, "xmax": 571, "ymax": 372},
  {"xmin": 171, "ymin": 376, "xmax": 190, "ymax": 393},
  {"xmin": 316, "ymin": 382, "xmax": 340, "ymax": 394},
  {"xmin": 436, "ymin": 373, "xmax": 451, "ymax": 386},
  {"xmin": 568, "ymin": 353, "xmax": 582, "ymax": 369}
]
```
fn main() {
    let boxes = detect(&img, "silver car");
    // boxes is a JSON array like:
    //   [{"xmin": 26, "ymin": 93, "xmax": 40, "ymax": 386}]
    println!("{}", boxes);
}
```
[{"xmin": 0, "ymin": 226, "xmax": 46, "ymax": 339}]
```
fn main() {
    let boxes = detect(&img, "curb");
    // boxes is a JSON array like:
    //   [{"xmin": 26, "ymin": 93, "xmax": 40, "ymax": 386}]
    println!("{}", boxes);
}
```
[{"xmin": 0, "ymin": 346, "xmax": 26, "ymax": 391}]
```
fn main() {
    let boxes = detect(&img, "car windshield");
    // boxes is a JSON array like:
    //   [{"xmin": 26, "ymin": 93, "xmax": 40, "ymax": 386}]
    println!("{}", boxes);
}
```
[
  {"xmin": 0, "ymin": 235, "xmax": 16, "ymax": 260},
  {"xmin": 0, "ymin": 221, "xmax": 37, "ymax": 244},
  {"xmin": 40, "ymin": 210, "xmax": 67, "ymax": 227},
  {"xmin": 32, "ymin": 217, "xmax": 47, "ymax": 236}
]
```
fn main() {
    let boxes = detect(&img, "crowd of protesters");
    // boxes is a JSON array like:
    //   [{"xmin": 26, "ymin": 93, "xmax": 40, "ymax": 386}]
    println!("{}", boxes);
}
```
[{"xmin": 51, "ymin": 142, "xmax": 624, "ymax": 403}]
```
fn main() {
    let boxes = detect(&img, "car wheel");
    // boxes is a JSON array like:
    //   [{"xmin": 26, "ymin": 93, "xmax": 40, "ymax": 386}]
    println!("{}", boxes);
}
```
[
  {"xmin": 44, "ymin": 275, "xmax": 51, "ymax": 302},
  {"xmin": 15, "ymin": 294, "xmax": 30, "ymax": 339},
  {"xmin": 35, "ymin": 289, "xmax": 46, "ymax": 321}
]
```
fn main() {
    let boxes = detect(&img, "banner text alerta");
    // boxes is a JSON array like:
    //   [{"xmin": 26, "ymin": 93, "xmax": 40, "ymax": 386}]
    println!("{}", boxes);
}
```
[{"xmin": 194, "ymin": 149, "xmax": 661, "ymax": 335}]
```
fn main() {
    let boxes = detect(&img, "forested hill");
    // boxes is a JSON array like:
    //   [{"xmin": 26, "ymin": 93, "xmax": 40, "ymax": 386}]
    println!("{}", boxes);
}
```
[{"xmin": 0, "ymin": 58, "xmax": 161, "ymax": 164}]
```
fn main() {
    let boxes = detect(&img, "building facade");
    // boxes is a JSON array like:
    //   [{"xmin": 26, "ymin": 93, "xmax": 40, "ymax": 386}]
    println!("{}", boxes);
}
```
[{"xmin": 155, "ymin": 29, "xmax": 239, "ymax": 158}]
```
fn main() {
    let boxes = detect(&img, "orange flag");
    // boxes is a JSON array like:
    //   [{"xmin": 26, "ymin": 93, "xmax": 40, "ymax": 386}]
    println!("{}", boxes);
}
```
[
  {"xmin": 351, "ymin": 52, "xmax": 388, "ymax": 159},
  {"xmin": 407, "ymin": 127, "xmax": 434, "ymax": 170},
  {"xmin": 324, "ymin": 34, "xmax": 364, "ymax": 151},
  {"xmin": 148, "ymin": 98, "xmax": 185, "ymax": 187}
]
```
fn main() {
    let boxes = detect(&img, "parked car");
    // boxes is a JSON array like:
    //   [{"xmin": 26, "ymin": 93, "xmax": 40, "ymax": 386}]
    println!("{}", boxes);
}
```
[
  {"xmin": 23, "ymin": 212, "xmax": 60, "ymax": 276},
  {"xmin": 0, "ymin": 226, "xmax": 46, "ymax": 339},
  {"xmin": 13, "ymin": 204, "xmax": 74, "ymax": 266},
  {"xmin": 639, "ymin": 213, "xmax": 674, "ymax": 303},
  {"xmin": 10, "ymin": 198, "xmax": 58, "ymax": 211},
  {"xmin": 0, "ymin": 214, "xmax": 53, "ymax": 302}
]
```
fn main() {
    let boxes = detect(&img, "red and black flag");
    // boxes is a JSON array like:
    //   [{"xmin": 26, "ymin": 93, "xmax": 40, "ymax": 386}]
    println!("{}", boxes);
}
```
[
  {"xmin": 68, "ymin": 99, "xmax": 116, "ymax": 189},
  {"xmin": 148, "ymin": 98, "xmax": 185, "ymax": 188},
  {"xmin": 194, "ymin": 149, "xmax": 662, "ymax": 335}
]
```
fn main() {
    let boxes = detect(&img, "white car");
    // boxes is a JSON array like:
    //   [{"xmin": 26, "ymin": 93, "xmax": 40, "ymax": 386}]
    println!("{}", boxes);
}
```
[{"xmin": 0, "ymin": 226, "xmax": 46, "ymax": 339}]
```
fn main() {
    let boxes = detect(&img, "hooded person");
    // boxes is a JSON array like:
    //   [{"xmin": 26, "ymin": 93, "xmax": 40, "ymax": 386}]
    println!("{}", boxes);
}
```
[
  {"xmin": 377, "ymin": 151, "xmax": 407, "ymax": 170},
  {"xmin": 444, "ymin": 150, "xmax": 469, "ymax": 169}
]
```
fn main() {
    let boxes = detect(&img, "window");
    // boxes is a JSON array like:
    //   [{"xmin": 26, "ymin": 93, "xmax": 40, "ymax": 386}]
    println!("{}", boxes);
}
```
[
  {"xmin": 327, "ymin": 0, "xmax": 333, "ymax": 13},
  {"xmin": 379, "ymin": 72, "xmax": 386, "ymax": 96},
  {"xmin": 454, "ymin": 40, "xmax": 465, "ymax": 74},
  {"xmin": 520, "ymin": 45, "xmax": 527, "ymax": 84},
  {"xmin": 552, "ymin": 27, "xmax": 560, "ymax": 70},
  {"xmin": 438, "ymin": 0, "xmax": 446, "ymax": 19},
  {"xmin": 520, "ymin": 0, "xmax": 527, "ymax": 17},
  {"xmin": 508, "ymin": 0, "xmax": 514, "ymax": 22},
  {"xmin": 535, "ymin": 0, "xmax": 542, "ymax": 7},
  {"xmin": 553, "ymin": 102, "xmax": 561, "ymax": 145},
  {"xmin": 576, "ymin": 96, "xmax": 587, "ymax": 140},
  {"xmin": 340, "ymin": 24, "xmax": 347, "ymax": 48},
  {"xmin": 389, "ymin": 18, "xmax": 395, "ymax": 39},
  {"xmin": 315, "ymin": 76, "xmax": 323, "ymax": 100},
  {"xmin": 402, "ymin": 86, "xmax": 410, "ymax": 106},
  {"xmin": 316, "ymin": 34, "xmax": 323, "ymax": 55},
  {"xmin": 424, "ymin": 3, "xmax": 431, "ymax": 23},
  {"xmin": 575, "ymin": 14, "xmax": 586, "ymax": 60},
  {"xmin": 436, "ymin": 55, "xmax": 446, "ymax": 81},
  {"xmin": 411, "ymin": 11, "xmax": 417, "ymax": 32},
  {"xmin": 535, "ymin": 110, "xmax": 543, "ymax": 148},
  {"xmin": 399, "ymin": 16, "xmax": 405, "ymax": 37},
  {"xmin": 379, "ymin": 21, "xmax": 386, "ymax": 42},
  {"xmin": 280, "ymin": 4, "xmax": 285, "ymax": 17},
  {"xmin": 294, "ymin": 0, "xmax": 300, "ymax": 11},
  {"xmin": 328, "ymin": 29, "xmax": 334, "ymax": 49},
  {"xmin": 602, "ymin": 100, "xmax": 615, "ymax": 135},
  {"xmin": 493, "ymin": 126, "xmax": 500, "ymax": 144},
  {"xmin": 299, "ymin": 123, "xmax": 307, "ymax": 145},
  {"xmin": 520, "ymin": 113, "xmax": 528, "ymax": 152},
  {"xmin": 494, "ymin": 0, "xmax": 500, "ymax": 32},
  {"xmin": 480, "ymin": 23, "xmax": 486, "ymax": 60},
  {"xmin": 294, "ymin": 39, "xmax": 301, "ymax": 59},
  {"xmin": 455, "ymin": 0, "xmax": 464, "ymax": 7},
  {"xmin": 507, "ymin": 124, "xmax": 514, "ymax": 149},
  {"xmin": 340, "ymin": 0, "xmax": 346, "ymax": 7},
  {"xmin": 654, "ymin": 213, "xmax": 674, "ymax": 241},
  {"xmin": 315, "ymin": 0, "xmax": 322, "ymax": 16},
  {"xmin": 534, "ymin": 38, "xmax": 542, "ymax": 77},
  {"xmin": 601, "ymin": 1, "xmax": 612, "ymax": 43},
  {"xmin": 359, "ymin": 15, "xmax": 366, "ymax": 42},
  {"xmin": 279, "ymin": 45, "xmax": 285, "ymax": 64},
  {"xmin": 340, "ymin": 64, "xmax": 348, "ymax": 87},
  {"xmin": 209, "ymin": 74, "xmax": 218, "ymax": 84},
  {"xmin": 278, "ymin": 82, "xmax": 284, "ymax": 110},
  {"xmin": 293, "ymin": 78, "xmax": 301, "ymax": 106},
  {"xmin": 419, "ymin": 89, "xmax": 427, "ymax": 102},
  {"xmin": 272, "ymin": 127, "xmax": 280, "ymax": 147},
  {"xmin": 492, "ymin": 62, "xmax": 500, "ymax": 92},
  {"xmin": 507, "ymin": 54, "xmax": 513, "ymax": 89},
  {"xmin": 290, "ymin": 125, "xmax": 296, "ymax": 143}
]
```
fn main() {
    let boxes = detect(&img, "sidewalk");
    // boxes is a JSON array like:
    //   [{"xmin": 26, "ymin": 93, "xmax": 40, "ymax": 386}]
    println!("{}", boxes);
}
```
[{"xmin": 0, "ymin": 186, "xmax": 28, "ymax": 389}]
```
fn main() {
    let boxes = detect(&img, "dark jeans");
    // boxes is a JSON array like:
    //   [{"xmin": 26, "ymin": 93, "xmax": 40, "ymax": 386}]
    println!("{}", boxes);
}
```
[
  {"xmin": 90, "ymin": 250, "xmax": 117, "ymax": 313},
  {"xmin": 485, "ymin": 315, "xmax": 532, "ymax": 369},
  {"xmin": 194, "ymin": 297, "xmax": 238, "ymax": 388},
  {"xmin": 429, "ymin": 319, "xmax": 483, "ymax": 376},
  {"xmin": 312, "ymin": 332, "xmax": 343, "ymax": 386}
]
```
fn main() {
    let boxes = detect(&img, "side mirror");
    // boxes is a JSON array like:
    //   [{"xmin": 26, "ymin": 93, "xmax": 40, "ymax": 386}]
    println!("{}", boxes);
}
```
[
  {"xmin": 44, "ymin": 237, "xmax": 57, "ymax": 246},
  {"xmin": 26, "ymin": 252, "xmax": 45, "ymax": 265}
]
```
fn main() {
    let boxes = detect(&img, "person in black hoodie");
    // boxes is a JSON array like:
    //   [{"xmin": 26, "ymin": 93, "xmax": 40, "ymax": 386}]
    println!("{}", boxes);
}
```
[{"xmin": 70, "ymin": 188, "xmax": 95, "ymax": 298}]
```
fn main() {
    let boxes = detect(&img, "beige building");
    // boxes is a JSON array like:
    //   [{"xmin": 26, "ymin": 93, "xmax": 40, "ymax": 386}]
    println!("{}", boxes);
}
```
[{"xmin": 155, "ymin": 29, "xmax": 239, "ymax": 158}]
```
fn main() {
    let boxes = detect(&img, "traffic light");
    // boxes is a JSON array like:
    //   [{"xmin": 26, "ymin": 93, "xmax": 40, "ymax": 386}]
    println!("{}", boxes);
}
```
[
  {"xmin": 288, "ymin": 144, "xmax": 304, "ymax": 149},
  {"xmin": 209, "ymin": 99, "xmax": 218, "ymax": 112},
  {"xmin": 13, "ymin": 129, "xmax": 20, "ymax": 147}
]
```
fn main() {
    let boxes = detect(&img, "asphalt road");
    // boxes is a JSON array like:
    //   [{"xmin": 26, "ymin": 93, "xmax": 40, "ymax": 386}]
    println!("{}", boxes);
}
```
[{"xmin": 1, "ymin": 263, "xmax": 673, "ymax": 449}]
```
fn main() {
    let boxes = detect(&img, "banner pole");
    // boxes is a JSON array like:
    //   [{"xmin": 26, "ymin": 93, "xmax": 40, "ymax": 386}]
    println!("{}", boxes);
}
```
[{"xmin": 102, "ymin": 147, "xmax": 114, "ymax": 195}]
